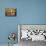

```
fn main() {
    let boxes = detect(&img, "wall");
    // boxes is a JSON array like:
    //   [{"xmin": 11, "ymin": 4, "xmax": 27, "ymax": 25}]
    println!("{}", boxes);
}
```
[{"xmin": 0, "ymin": 0, "xmax": 46, "ymax": 44}]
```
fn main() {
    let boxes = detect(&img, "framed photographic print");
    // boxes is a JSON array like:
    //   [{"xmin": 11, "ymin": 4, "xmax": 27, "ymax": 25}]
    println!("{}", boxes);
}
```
[
  {"xmin": 18, "ymin": 24, "xmax": 46, "ymax": 41},
  {"xmin": 18, "ymin": 24, "xmax": 46, "ymax": 46},
  {"xmin": 5, "ymin": 8, "xmax": 16, "ymax": 16}
]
